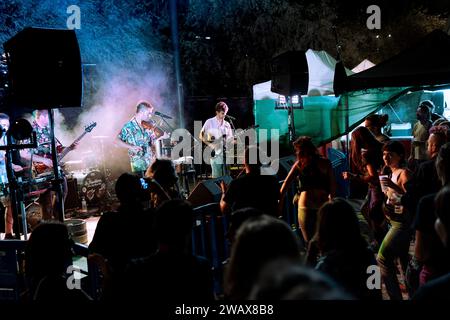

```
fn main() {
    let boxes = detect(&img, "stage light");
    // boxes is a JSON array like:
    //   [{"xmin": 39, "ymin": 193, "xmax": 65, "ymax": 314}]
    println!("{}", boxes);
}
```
[
  {"xmin": 279, "ymin": 95, "xmax": 286, "ymax": 104},
  {"xmin": 291, "ymin": 95, "xmax": 299, "ymax": 104},
  {"xmin": 205, "ymin": 36, "xmax": 211, "ymax": 40}
]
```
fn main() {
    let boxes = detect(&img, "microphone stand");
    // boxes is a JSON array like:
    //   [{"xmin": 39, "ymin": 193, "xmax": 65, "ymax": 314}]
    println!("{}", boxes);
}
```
[
  {"xmin": 157, "ymin": 114, "xmax": 175, "ymax": 134},
  {"xmin": 222, "ymin": 134, "xmax": 227, "ymax": 177}
]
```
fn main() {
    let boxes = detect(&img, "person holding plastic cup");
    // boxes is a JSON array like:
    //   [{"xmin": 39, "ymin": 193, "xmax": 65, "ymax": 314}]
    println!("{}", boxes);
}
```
[{"xmin": 378, "ymin": 140, "xmax": 413, "ymax": 300}]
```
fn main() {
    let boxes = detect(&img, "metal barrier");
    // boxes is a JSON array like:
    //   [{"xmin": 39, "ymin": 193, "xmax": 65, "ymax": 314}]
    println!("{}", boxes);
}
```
[
  {"xmin": 327, "ymin": 147, "xmax": 349, "ymax": 198},
  {"xmin": 0, "ymin": 240, "xmax": 26, "ymax": 301},
  {"xmin": 0, "ymin": 240, "xmax": 99, "ymax": 302},
  {"xmin": 192, "ymin": 203, "xmax": 229, "ymax": 296}
]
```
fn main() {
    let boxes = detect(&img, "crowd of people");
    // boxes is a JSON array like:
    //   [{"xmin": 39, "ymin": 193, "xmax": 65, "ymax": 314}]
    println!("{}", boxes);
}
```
[{"xmin": 3, "ymin": 99, "xmax": 450, "ymax": 302}]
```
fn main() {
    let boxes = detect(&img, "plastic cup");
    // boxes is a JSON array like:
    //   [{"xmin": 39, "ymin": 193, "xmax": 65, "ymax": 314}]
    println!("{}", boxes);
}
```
[{"xmin": 379, "ymin": 175, "xmax": 389, "ymax": 193}]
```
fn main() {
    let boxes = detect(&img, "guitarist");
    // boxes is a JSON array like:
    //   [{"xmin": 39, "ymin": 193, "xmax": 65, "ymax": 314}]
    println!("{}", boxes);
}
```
[
  {"xmin": 199, "ymin": 101, "xmax": 234, "ymax": 178},
  {"xmin": 20, "ymin": 110, "xmax": 77, "ymax": 220}
]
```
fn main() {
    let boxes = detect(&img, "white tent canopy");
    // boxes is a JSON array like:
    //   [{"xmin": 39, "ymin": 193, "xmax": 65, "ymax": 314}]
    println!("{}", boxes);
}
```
[
  {"xmin": 253, "ymin": 49, "xmax": 353, "ymax": 100},
  {"xmin": 351, "ymin": 59, "xmax": 375, "ymax": 73}
]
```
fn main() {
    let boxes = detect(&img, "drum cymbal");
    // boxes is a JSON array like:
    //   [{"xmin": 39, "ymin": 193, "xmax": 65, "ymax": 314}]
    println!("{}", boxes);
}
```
[
  {"xmin": 173, "ymin": 156, "xmax": 194, "ymax": 165},
  {"xmin": 65, "ymin": 160, "xmax": 83, "ymax": 164}
]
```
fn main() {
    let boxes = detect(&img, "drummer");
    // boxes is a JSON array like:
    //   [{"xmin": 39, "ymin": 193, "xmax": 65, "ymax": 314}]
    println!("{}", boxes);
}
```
[{"xmin": 0, "ymin": 113, "xmax": 23, "ymax": 239}]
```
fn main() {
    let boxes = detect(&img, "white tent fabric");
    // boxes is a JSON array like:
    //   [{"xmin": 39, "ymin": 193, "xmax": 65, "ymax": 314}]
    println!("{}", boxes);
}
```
[
  {"xmin": 253, "ymin": 49, "xmax": 353, "ymax": 100},
  {"xmin": 351, "ymin": 59, "xmax": 375, "ymax": 73}
]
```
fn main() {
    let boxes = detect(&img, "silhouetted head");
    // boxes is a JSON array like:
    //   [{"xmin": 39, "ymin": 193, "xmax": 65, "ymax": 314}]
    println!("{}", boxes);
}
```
[
  {"xmin": 428, "ymin": 126, "xmax": 447, "ymax": 158},
  {"xmin": 436, "ymin": 142, "xmax": 450, "ymax": 186},
  {"xmin": 365, "ymin": 114, "xmax": 388, "ymax": 136},
  {"xmin": 25, "ymin": 222, "xmax": 73, "ymax": 282},
  {"xmin": 225, "ymin": 215, "xmax": 301, "ymax": 300},
  {"xmin": 244, "ymin": 145, "xmax": 262, "ymax": 173},
  {"xmin": 417, "ymin": 101, "xmax": 433, "ymax": 123},
  {"xmin": 154, "ymin": 199, "xmax": 193, "ymax": 250},
  {"xmin": 435, "ymin": 186, "xmax": 450, "ymax": 249},
  {"xmin": 316, "ymin": 198, "xmax": 367, "ymax": 254},
  {"xmin": 115, "ymin": 172, "xmax": 143, "ymax": 205},
  {"xmin": 145, "ymin": 158, "xmax": 178, "ymax": 189},
  {"xmin": 350, "ymin": 126, "xmax": 382, "ymax": 170},
  {"xmin": 227, "ymin": 207, "xmax": 265, "ymax": 244},
  {"xmin": 293, "ymin": 136, "xmax": 316, "ymax": 159},
  {"xmin": 249, "ymin": 259, "xmax": 352, "ymax": 300}
]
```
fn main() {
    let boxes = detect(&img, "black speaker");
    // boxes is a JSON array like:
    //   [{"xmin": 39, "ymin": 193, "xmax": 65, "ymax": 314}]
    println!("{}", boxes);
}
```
[
  {"xmin": 3, "ymin": 27, "xmax": 82, "ymax": 109},
  {"xmin": 187, "ymin": 175, "xmax": 233, "ymax": 208},
  {"xmin": 271, "ymin": 51, "xmax": 309, "ymax": 96},
  {"xmin": 64, "ymin": 178, "xmax": 81, "ymax": 210},
  {"xmin": 273, "ymin": 155, "xmax": 296, "ymax": 181}
]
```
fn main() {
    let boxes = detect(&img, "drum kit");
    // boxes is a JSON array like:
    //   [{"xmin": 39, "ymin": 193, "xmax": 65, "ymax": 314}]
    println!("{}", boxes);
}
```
[{"xmin": 63, "ymin": 135, "xmax": 111, "ymax": 211}]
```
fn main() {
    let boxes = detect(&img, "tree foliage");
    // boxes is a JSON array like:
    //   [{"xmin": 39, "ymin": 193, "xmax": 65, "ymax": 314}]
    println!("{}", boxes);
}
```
[{"xmin": 0, "ymin": 0, "xmax": 448, "ymax": 99}]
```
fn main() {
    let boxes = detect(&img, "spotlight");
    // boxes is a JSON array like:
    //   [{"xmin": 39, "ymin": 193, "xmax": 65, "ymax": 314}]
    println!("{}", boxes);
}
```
[
  {"xmin": 279, "ymin": 95, "xmax": 286, "ymax": 104},
  {"xmin": 291, "ymin": 95, "xmax": 299, "ymax": 104}
]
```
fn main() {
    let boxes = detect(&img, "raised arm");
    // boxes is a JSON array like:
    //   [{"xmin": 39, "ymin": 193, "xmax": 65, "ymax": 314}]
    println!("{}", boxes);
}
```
[{"xmin": 280, "ymin": 161, "xmax": 300, "ymax": 198}]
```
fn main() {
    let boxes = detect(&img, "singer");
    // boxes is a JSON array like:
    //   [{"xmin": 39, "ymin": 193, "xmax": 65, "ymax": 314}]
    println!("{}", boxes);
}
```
[{"xmin": 199, "ymin": 101, "xmax": 234, "ymax": 178}]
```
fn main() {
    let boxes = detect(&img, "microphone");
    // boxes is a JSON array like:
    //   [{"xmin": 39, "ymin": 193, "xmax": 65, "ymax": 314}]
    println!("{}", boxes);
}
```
[
  {"xmin": 154, "ymin": 111, "xmax": 173, "ymax": 119},
  {"xmin": 225, "ymin": 114, "xmax": 236, "ymax": 121}
]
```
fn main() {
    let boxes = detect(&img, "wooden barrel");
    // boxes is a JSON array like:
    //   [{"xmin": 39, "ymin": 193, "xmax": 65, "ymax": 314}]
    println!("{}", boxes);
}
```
[{"xmin": 64, "ymin": 219, "xmax": 88, "ymax": 244}]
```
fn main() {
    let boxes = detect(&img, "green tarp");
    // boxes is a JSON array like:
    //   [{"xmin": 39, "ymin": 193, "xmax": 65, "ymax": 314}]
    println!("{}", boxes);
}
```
[{"xmin": 254, "ymin": 87, "xmax": 408, "ymax": 147}]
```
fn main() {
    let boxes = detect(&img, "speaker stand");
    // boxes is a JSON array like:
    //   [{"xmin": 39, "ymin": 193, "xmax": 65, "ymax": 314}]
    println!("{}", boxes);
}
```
[{"xmin": 275, "ymin": 96, "xmax": 303, "ymax": 144}]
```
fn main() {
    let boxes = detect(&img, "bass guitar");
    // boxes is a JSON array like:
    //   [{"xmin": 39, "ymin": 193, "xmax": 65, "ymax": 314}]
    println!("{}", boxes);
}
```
[{"xmin": 34, "ymin": 122, "xmax": 97, "ymax": 174}]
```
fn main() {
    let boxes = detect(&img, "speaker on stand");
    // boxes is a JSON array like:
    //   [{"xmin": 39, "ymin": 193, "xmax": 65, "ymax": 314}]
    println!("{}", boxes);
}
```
[
  {"xmin": 4, "ymin": 27, "xmax": 82, "ymax": 110},
  {"xmin": 271, "ymin": 50, "xmax": 309, "ymax": 97},
  {"xmin": 271, "ymin": 50, "xmax": 309, "ymax": 144}
]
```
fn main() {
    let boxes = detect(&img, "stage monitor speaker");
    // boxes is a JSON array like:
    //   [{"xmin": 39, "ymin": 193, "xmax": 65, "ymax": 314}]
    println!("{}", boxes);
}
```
[
  {"xmin": 64, "ymin": 178, "xmax": 81, "ymax": 210},
  {"xmin": 3, "ymin": 27, "xmax": 82, "ymax": 109},
  {"xmin": 273, "ymin": 155, "xmax": 296, "ymax": 182},
  {"xmin": 271, "ymin": 50, "xmax": 309, "ymax": 96},
  {"xmin": 187, "ymin": 175, "xmax": 233, "ymax": 208}
]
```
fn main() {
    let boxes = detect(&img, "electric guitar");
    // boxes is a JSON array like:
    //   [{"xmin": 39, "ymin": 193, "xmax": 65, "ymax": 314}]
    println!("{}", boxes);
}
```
[
  {"xmin": 207, "ymin": 125, "xmax": 259, "ymax": 158},
  {"xmin": 34, "ymin": 122, "xmax": 97, "ymax": 174}
]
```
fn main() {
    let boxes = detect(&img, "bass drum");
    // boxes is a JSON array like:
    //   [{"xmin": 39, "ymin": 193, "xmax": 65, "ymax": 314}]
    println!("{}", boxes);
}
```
[{"xmin": 72, "ymin": 170, "xmax": 107, "ymax": 206}]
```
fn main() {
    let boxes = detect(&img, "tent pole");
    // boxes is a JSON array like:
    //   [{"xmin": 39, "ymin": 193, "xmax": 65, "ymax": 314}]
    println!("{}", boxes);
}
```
[{"xmin": 345, "ymin": 94, "xmax": 350, "ymax": 198}]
